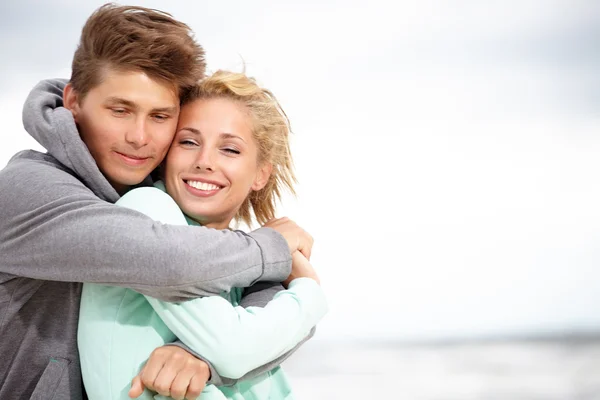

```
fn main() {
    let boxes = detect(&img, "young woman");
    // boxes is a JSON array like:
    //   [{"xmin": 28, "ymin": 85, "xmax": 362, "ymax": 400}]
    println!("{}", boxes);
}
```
[{"xmin": 78, "ymin": 71, "xmax": 327, "ymax": 400}]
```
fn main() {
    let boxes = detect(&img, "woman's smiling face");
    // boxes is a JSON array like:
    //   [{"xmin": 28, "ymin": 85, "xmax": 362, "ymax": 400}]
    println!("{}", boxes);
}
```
[{"xmin": 164, "ymin": 97, "xmax": 271, "ymax": 228}]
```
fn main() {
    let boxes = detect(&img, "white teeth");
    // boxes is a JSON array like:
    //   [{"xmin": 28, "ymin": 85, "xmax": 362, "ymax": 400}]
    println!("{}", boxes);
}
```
[{"xmin": 187, "ymin": 180, "xmax": 220, "ymax": 191}]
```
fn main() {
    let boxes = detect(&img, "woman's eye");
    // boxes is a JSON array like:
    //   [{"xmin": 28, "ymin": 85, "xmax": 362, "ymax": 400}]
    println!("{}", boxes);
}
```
[
  {"xmin": 180, "ymin": 139, "xmax": 198, "ymax": 146},
  {"xmin": 223, "ymin": 148, "xmax": 241, "ymax": 155}
]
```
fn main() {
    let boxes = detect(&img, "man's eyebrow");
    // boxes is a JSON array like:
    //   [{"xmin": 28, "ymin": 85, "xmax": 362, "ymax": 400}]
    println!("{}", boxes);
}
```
[
  {"xmin": 105, "ymin": 97, "xmax": 137, "ymax": 109},
  {"xmin": 152, "ymin": 106, "xmax": 178, "ymax": 114},
  {"xmin": 105, "ymin": 97, "xmax": 178, "ymax": 114}
]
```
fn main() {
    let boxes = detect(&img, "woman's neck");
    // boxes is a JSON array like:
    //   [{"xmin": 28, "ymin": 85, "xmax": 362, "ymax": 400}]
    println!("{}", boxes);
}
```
[
  {"xmin": 188, "ymin": 215, "xmax": 232, "ymax": 230},
  {"xmin": 202, "ymin": 221, "xmax": 231, "ymax": 230}
]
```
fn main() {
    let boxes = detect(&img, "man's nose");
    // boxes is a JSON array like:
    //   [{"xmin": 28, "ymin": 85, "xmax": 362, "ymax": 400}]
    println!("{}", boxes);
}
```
[{"xmin": 125, "ymin": 118, "xmax": 150, "ymax": 149}]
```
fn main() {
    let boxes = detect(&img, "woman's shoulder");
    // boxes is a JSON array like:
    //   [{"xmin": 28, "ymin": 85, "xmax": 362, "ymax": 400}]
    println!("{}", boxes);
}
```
[{"xmin": 117, "ymin": 184, "xmax": 188, "ymax": 226}]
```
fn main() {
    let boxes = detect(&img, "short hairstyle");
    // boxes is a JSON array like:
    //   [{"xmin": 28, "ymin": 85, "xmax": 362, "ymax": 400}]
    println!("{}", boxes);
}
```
[
  {"xmin": 183, "ymin": 70, "xmax": 296, "ymax": 227},
  {"xmin": 70, "ymin": 3, "xmax": 205, "ymax": 99}
]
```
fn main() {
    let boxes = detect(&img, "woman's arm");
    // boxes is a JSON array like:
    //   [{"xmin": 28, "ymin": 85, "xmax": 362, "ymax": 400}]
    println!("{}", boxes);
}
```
[
  {"xmin": 165, "ymin": 282, "xmax": 319, "ymax": 386},
  {"xmin": 145, "ymin": 276, "xmax": 327, "ymax": 379},
  {"xmin": 111, "ymin": 186, "xmax": 326, "ymax": 379}
]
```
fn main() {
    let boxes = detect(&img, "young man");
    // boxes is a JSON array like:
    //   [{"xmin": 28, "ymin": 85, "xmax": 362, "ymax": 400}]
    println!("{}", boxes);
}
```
[{"xmin": 0, "ymin": 5, "xmax": 314, "ymax": 400}]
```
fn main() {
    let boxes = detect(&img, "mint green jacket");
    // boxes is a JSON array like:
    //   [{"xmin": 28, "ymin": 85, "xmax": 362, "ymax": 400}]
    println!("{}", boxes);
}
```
[{"xmin": 78, "ymin": 185, "xmax": 328, "ymax": 400}]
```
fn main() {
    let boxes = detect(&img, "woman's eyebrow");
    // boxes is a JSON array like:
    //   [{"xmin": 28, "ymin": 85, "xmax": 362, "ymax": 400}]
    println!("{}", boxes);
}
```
[
  {"xmin": 221, "ymin": 133, "xmax": 246, "ymax": 143},
  {"xmin": 178, "ymin": 129, "xmax": 246, "ymax": 143},
  {"xmin": 179, "ymin": 127, "xmax": 201, "ymax": 135}
]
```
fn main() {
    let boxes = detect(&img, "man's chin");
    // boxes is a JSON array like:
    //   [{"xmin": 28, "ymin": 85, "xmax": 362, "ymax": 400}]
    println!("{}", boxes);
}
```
[
  {"xmin": 122, "ymin": 174, "xmax": 150, "ymax": 186},
  {"xmin": 106, "ymin": 172, "xmax": 150, "ymax": 192}
]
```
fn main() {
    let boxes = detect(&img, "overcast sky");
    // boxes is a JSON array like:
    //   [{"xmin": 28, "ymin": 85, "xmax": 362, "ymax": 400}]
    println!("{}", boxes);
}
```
[{"xmin": 1, "ymin": 0, "xmax": 600, "ymax": 342}]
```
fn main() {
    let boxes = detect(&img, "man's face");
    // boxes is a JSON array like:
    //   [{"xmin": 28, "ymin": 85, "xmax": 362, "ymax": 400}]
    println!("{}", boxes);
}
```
[{"xmin": 65, "ymin": 69, "xmax": 180, "ymax": 193}]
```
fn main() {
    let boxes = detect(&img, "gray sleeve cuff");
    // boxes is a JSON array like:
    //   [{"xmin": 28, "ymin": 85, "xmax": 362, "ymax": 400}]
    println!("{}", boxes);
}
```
[{"xmin": 246, "ymin": 227, "xmax": 291, "ymax": 283}]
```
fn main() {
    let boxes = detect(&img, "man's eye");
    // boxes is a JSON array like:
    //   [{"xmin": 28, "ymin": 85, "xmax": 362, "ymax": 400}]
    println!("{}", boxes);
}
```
[
  {"xmin": 153, "ymin": 114, "xmax": 169, "ymax": 122},
  {"xmin": 111, "ymin": 108, "xmax": 127, "ymax": 115}
]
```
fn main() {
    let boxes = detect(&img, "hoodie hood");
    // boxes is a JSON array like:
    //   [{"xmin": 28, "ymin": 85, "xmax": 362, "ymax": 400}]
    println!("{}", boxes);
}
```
[{"xmin": 21, "ymin": 79, "xmax": 121, "ymax": 202}]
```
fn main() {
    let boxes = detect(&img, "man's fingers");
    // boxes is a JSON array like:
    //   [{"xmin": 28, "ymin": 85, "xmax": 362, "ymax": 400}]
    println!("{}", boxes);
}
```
[
  {"xmin": 152, "ymin": 363, "xmax": 179, "ymax": 397},
  {"xmin": 302, "ymin": 239, "xmax": 312, "ymax": 260},
  {"xmin": 300, "ymin": 234, "xmax": 313, "ymax": 260},
  {"xmin": 186, "ymin": 374, "xmax": 208, "ymax": 400},
  {"xmin": 169, "ymin": 368, "xmax": 196, "ymax": 400},
  {"xmin": 299, "ymin": 246, "xmax": 310, "ymax": 260},
  {"xmin": 262, "ymin": 216, "xmax": 315, "ymax": 258},
  {"xmin": 128, "ymin": 375, "xmax": 144, "ymax": 399},
  {"xmin": 138, "ymin": 346, "xmax": 212, "ymax": 399},
  {"xmin": 139, "ymin": 349, "xmax": 167, "ymax": 391}
]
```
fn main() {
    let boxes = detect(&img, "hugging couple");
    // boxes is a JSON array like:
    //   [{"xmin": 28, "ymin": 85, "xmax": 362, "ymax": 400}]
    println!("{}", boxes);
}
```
[{"xmin": 0, "ymin": 3, "xmax": 327, "ymax": 400}]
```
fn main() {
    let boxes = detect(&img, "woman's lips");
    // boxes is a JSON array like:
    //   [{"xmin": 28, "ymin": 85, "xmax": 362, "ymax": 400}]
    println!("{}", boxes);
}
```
[{"xmin": 183, "ymin": 180, "xmax": 222, "ymax": 198}]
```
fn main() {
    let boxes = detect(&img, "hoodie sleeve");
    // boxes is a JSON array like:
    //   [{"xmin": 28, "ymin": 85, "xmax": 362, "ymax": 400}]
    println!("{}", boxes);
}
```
[
  {"xmin": 0, "ymin": 158, "xmax": 291, "ymax": 301},
  {"xmin": 164, "ymin": 283, "xmax": 319, "ymax": 386},
  {"xmin": 145, "ymin": 278, "xmax": 327, "ymax": 380}
]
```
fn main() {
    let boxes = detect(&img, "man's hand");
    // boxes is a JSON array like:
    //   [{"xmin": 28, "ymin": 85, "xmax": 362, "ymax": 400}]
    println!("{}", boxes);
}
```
[
  {"xmin": 128, "ymin": 345, "xmax": 210, "ymax": 400},
  {"xmin": 263, "ymin": 217, "xmax": 314, "ymax": 260},
  {"xmin": 283, "ymin": 251, "xmax": 320, "ymax": 288}
]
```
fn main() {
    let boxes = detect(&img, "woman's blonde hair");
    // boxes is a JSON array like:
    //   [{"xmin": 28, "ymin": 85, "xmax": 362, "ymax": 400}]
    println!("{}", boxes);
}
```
[{"xmin": 182, "ymin": 70, "xmax": 296, "ymax": 227}]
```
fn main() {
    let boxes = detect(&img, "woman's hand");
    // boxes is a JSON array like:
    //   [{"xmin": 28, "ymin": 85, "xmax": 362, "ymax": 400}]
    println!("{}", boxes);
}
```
[{"xmin": 283, "ymin": 251, "xmax": 320, "ymax": 288}]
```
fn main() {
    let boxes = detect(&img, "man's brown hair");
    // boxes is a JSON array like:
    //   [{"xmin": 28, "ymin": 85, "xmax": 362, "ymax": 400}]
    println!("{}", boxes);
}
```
[{"xmin": 70, "ymin": 3, "xmax": 205, "ymax": 99}]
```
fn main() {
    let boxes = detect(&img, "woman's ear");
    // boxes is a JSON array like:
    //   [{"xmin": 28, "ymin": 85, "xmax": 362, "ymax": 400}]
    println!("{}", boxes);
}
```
[
  {"xmin": 63, "ymin": 83, "xmax": 81, "ymax": 120},
  {"xmin": 251, "ymin": 162, "xmax": 273, "ymax": 191}
]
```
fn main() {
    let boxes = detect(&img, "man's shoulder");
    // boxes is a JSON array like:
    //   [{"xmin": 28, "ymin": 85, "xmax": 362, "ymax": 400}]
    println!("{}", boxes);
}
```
[
  {"xmin": 3, "ymin": 149, "xmax": 75, "ymax": 175},
  {"xmin": 0, "ymin": 149, "xmax": 93, "ymax": 200}
]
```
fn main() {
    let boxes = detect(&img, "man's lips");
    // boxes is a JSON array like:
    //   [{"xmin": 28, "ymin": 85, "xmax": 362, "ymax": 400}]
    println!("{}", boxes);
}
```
[{"xmin": 115, "ymin": 151, "xmax": 151, "ymax": 166}]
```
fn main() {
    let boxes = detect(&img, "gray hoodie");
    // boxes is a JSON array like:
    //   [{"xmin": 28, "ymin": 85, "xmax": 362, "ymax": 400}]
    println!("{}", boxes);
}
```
[{"xmin": 0, "ymin": 79, "xmax": 295, "ymax": 399}]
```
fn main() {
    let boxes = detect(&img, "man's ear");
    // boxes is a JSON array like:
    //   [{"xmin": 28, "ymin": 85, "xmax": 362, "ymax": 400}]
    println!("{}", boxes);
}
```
[
  {"xmin": 63, "ymin": 83, "xmax": 81, "ymax": 120},
  {"xmin": 251, "ymin": 162, "xmax": 273, "ymax": 191}
]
